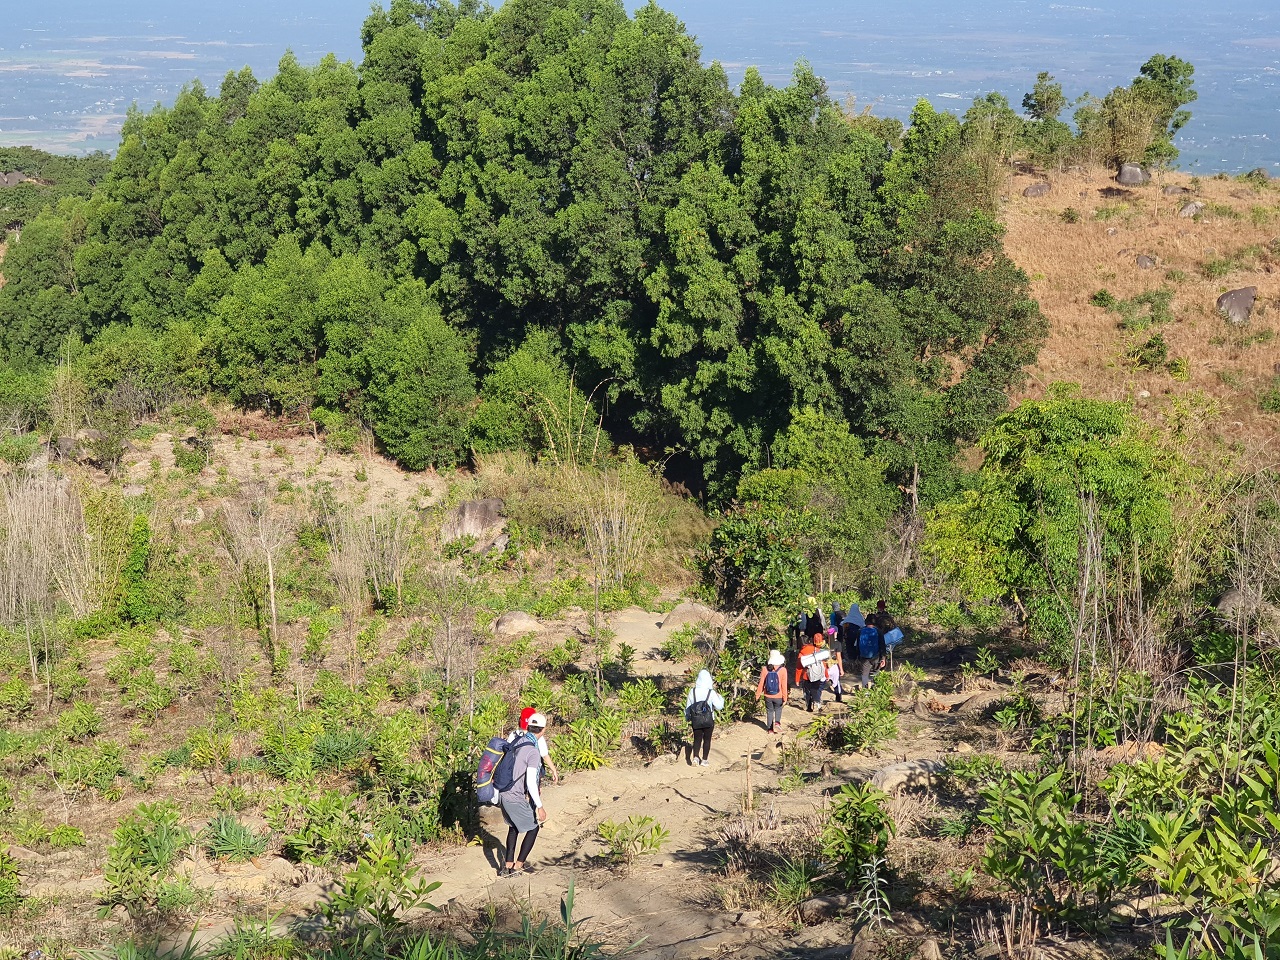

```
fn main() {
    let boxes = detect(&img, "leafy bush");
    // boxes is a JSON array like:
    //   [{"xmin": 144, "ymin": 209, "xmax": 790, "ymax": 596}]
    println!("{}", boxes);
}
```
[
  {"xmin": 0, "ymin": 677, "xmax": 33, "ymax": 718},
  {"xmin": 1127, "ymin": 332, "xmax": 1169, "ymax": 369},
  {"xmin": 48, "ymin": 824, "xmax": 86, "ymax": 848},
  {"xmin": 57, "ymin": 701, "xmax": 103, "ymax": 742},
  {"xmin": 56, "ymin": 741, "xmax": 126, "ymax": 793},
  {"xmin": 617, "ymin": 679, "xmax": 664, "ymax": 717},
  {"xmin": 0, "ymin": 433, "xmax": 39, "ymax": 465},
  {"xmin": 266, "ymin": 788, "xmax": 366, "ymax": 865},
  {"xmin": 326, "ymin": 834, "xmax": 441, "ymax": 951},
  {"xmin": 596, "ymin": 816, "xmax": 670, "ymax": 864},
  {"xmin": 657, "ymin": 625, "xmax": 699, "ymax": 663},
  {"xmin": 978, "ymin": 768, "xmax": 1127, "ymax": 921},
  {"xmin": 101, "ymin": 801, "xmax": 196, "ymax": 918},
  {"xmin": 0, "ymin": 844, "xmax": 20, "ymax": 914},
  {"xmin": 821, "ymin": 783, "xmax": 895, "ymax": 890}
]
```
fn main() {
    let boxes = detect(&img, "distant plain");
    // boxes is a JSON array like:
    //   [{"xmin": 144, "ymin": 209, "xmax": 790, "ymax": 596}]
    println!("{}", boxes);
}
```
[{"xmin": 1, "ymin": 0, "xmax": 1276, "ymax": 170}]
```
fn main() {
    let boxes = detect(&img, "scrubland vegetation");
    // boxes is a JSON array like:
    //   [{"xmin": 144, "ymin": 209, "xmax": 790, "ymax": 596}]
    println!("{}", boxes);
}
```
[{"xmin": 1, "ymin": 1, "xmax": 1278, "ymax": 959}]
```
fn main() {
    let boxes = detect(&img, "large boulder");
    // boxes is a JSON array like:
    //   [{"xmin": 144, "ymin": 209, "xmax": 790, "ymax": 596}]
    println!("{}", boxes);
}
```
[
  {"xmin": 1217, "ymin": 287, "xmax": 1257, "ymax": 326},
  {"xmin": 493, "ymin": 611, "xmax": 544, "ymax": 635},
  {"xmin": 441, "ymin": 497, "xmax": 505, "ymax": 543},
  {"xmin": 1178, "ymin": 201, "xmax": 1205, "ymax": 218},
  {"xmin": 1022, "ymin": 181, "xmax": 1051, "ymax": 198},
  {"xmin": 870, "ymin": 758, "xmax": 945, "ymax": 794},
  {"xmin": 661, "ymin": 601, "xmax": 722, "ymax": 630},
  {"xmin": 1116, "ymin": 163, "xmax": 1149, "ymax": 186}
]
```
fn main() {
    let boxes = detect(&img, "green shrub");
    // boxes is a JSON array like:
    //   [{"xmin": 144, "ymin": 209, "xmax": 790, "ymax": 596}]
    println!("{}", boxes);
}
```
[
  {"xmin": 202, "ymin": 814, "xmax": 268, "ymax": 863},
  {"xmin": 325, "ymin": 833, "xmax": 441, "ymax": 950},
  {"xmin": 57, "ymin": 701, "xmax": 103, "ymax": 741},
  {"xmin": 0, "ymin": 676, "xmax": 33, "ymax": 717},
  {"xmin": 0, "ymin": 844, "xmax": 20, "ymax": 914},
  {"xmin": 658, "ymin": 625, "xmax": 699, "ymax": 662},
  {"xmin": 48, "ymin": 824, "xmax": 86, "ymax": 848},
  {"xmin": 617, "ymin": 678, "xmax": 664, "ymax": 717},
  {"xmin": 1093, "ymin": 287, "xmax": 1175, "ymax": 330},
  {"xmin": 0, "ymin": 433, "xmax": 39, "ymax": 464},
  {"xmin": 210, "ymin": 784, "xmax": 252, "ymax": 813},
  {"xmin": 1127, "ymin": 332, "xmax": 1169, "ymax": 369},
  {"xmin": 596, "ymin": 815, "xmax": 669, "ymax": 864},
  {"xmin": 821, "ymin": 783, "xmax": 895, "ymax": 890},
  {"xmin": 101, "ymin": 801, "xmax": 195, "ymax": 918},
  {"xmin": 55, "ymin": 741, "xmax": 126, "ymax": 793},
  {"xmin": 1260, "ymin": 378, "xmax": 1280, "ymax": 414},
  {"xmin": 266, "ymin": 788, "xmax": 366, "ymax": 865}
]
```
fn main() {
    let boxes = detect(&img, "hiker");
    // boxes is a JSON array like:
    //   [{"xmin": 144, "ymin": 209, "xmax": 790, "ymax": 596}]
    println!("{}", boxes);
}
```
[
  {"xmin": 756, "ymin": 650, "xmax": 788, "ymax": 733},
  {"xmin": 685, "ymin": 669, "xmax": 725, "ymax": 766},
  {"xmin": 796, "ymin": 628, "xmax": 829, "ymax": 712},
  {"xmin": 497, "ymin": 712, "xmax": 548, "ymax": 877},
  {"xmin": 826, "ymin": 625, "xmax": 843, "ymax": 673},
  {"xmin": 873, "ymin": 600, "xmax": 897, "ymax": 636},
  {"xmin": 855, "ymin": 621, "xmax": 886, "ymax": 690},
  {"xmin": 513, "ymin": 706, "xmax": 560, "ymax": 785},
  {"xmin": 825, "ymin": 655, "xmax": 844, "ymax": 704}
]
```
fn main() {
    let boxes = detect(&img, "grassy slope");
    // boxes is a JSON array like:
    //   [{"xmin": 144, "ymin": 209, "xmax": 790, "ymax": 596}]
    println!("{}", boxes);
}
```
[{"xmin": 1003, "ymin": 166, "xmax": 1280, "ymax": 450}]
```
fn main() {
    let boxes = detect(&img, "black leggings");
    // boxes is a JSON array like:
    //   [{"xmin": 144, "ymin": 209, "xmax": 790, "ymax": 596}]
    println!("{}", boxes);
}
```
[
  {"xmin": 505, "ymin": 825, "xmax": 539, "ymax": 863},
  {"xmin": 691, "ymin": 726, "xmax": 713, "ymax": 761}
]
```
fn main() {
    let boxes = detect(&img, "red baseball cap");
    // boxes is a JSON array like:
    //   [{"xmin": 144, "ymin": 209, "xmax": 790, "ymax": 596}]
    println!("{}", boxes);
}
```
[{"xmin": 518, "ymin": 707, "xmax": 537, "ymax": 730}]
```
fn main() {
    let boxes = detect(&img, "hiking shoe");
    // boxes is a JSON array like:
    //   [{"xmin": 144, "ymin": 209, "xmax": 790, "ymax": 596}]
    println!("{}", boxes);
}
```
[{"xmin": 498, "ymin": 866, "xmax": 514, "ymax": 878}]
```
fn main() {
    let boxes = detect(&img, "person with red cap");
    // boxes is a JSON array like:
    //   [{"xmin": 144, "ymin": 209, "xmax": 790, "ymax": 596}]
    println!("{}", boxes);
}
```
[
  {"xmin": 514, "ymin": 707, "xmax": 560, "ymax": 785},
  {"xmin": 498, "ymin": 711, "xmax": 549, "ymax": 876}
]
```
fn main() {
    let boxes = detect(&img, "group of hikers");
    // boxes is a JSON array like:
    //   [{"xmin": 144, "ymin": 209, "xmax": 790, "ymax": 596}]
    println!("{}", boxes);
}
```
[{"xmin": 476, "ymin": 596, "xmax": 901, "ymax": 876}]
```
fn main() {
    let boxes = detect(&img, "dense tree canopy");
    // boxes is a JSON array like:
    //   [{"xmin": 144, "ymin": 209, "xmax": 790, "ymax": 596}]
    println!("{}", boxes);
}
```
[{"xmin": 0, "ymin": 0, "xmax": 1046, "ymax": 504}]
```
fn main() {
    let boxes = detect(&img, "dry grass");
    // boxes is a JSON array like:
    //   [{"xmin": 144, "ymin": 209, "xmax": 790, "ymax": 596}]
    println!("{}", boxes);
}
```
[{"xmin": 1002, "ymin": 165, "xmax": 1280, "ymax": 451}]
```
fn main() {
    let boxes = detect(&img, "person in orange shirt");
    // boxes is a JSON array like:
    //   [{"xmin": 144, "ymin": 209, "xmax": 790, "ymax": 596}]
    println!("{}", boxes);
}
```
[
  {"xmin": 756, "ymin": 650, "xmax": 788, "ymax": 732},
  {"xmin": 795, "ymin": 628, "xmax": 828, "ymax": 712}
]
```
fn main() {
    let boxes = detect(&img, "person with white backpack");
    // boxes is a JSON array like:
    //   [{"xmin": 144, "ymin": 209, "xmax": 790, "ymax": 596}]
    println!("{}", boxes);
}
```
[
  {"xmin": 756, "ymin": 650, "xmax": 789, "ymax": 732},
  {"xmin": 685, "ymin": 670, "xmax": 725, "ymax": 766},
  {"xmin": 795, "ymin": 628, "xmax": 831, "ymax": 712}
]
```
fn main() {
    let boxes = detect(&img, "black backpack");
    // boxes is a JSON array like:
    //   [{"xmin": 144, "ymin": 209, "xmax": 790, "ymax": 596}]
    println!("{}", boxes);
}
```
[
  {"xmin": 687, "ymin": 690, "xmax": 715, "ymax": 730},
  {"xmin": 493, "ymin": 738, "xmax": 537, "ymax": 793}
]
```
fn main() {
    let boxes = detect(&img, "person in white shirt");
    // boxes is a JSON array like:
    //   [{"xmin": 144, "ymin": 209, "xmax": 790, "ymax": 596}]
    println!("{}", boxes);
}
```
[{"xmin": 498, "ymin": 712, "xmax": 549, "ymax": 876}]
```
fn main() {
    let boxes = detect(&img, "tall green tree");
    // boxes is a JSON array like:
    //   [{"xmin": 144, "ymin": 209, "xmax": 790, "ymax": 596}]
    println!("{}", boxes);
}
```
[{"xmin": 924, "ymin": 387, "xmax": 1180, "ymax": 658}]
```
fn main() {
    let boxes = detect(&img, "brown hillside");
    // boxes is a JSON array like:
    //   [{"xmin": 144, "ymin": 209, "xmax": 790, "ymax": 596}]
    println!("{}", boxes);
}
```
[{"xmin": 1002, "ymin": 167, "xmax": 1280, "ymax": 450}]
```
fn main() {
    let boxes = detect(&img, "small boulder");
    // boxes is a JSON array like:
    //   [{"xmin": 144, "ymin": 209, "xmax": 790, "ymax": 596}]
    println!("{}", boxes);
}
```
[
  {"xmin": 1162, "ymin": 185, "xmax": 1189, "ymax": 196},
  {"xmin": 1217, "ymin": 287, "xmax": 1257, "ymax": 326},
  {"xmin": 1022, "ymin": 181, "xmax": 1051, "ymax": 198},
  {"xmin": 1248, "ymin": 167, "xmax": 1271, "ymax": 181},
  {"xmin": 1136, "ymin": 255, "xmax": 1156, "ymax": 270},
  {"xmin": 493, "ymin": 611, "xmax": 544, "ymax": 635},
  {"xmin": 1116, "ymin": 163, "xmax": 1148, "ymax": 186},
  {"xmin": 870, "ymin": 758, "xmax": 945, "ymax": 794},
  {"xmin": 661, "ymin": 601, "xmax": 721, "ymax": 630},
  {"xmin": 441, "ymin": 497, "xmax": 505, "ymax": 543},
  {"xmin": 1178, "ymin": 201, "xmax": 1205, "ymax": 218},
  {"xmin": 799, "ymin": 893, "xmax": 846, "ymax": 924},
  {"xmin": 911, "ymin": 940, "xmax": 945, "ymax": 960},
  {"xmin": 851, "ymin": 927, "xmax": 879, "ymax": 960}
]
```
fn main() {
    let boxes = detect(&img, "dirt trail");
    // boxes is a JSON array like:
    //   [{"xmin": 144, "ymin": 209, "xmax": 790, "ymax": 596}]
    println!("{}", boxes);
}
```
[{"xmin": 413, "ymin": 610, "xmax": 963, "ymax": 959}]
